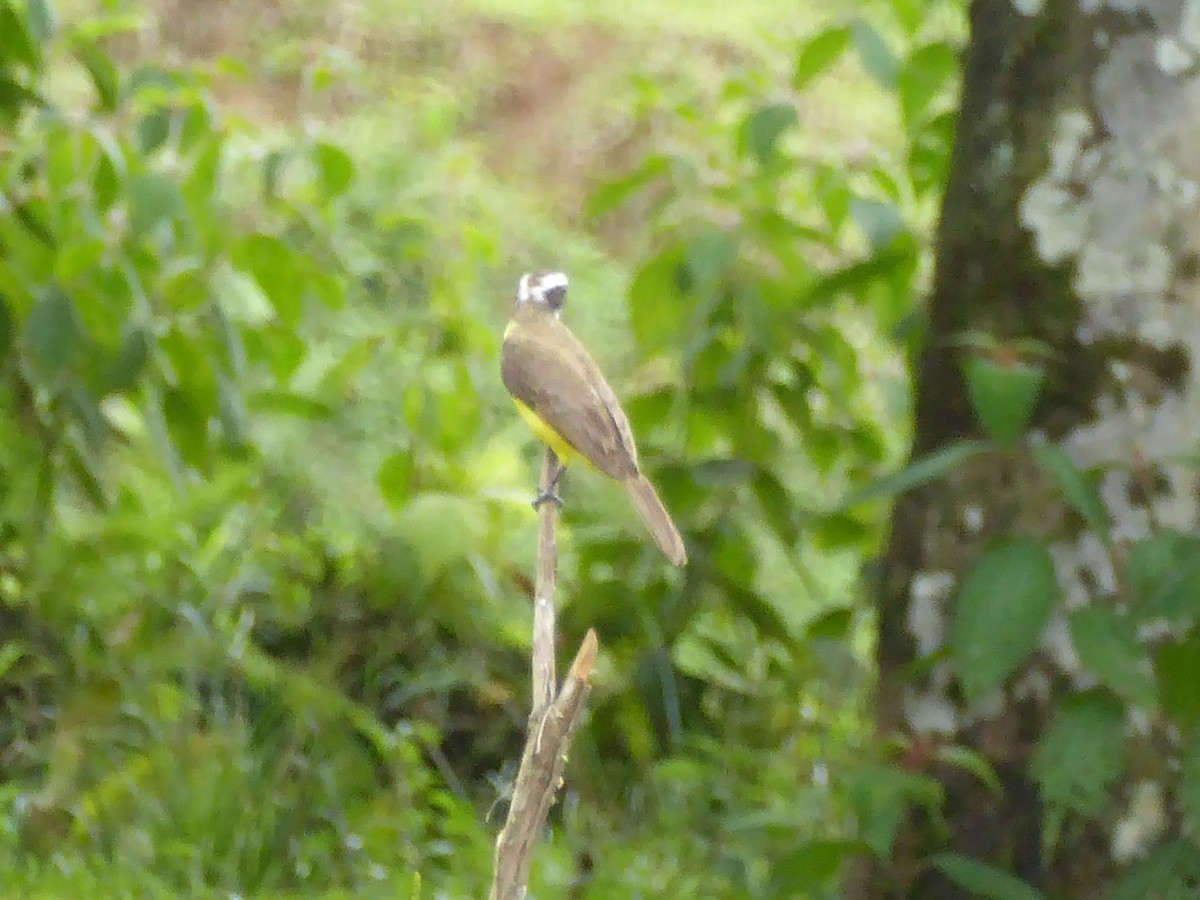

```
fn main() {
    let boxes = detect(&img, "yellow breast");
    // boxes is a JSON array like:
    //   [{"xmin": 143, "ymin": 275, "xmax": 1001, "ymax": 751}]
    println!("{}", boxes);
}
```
[{"xmin": 511, "ymin": 398, "xmax": 581, "ymax": 468}]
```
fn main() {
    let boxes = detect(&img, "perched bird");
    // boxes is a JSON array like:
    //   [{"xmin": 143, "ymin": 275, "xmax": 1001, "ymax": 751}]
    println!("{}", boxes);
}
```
[{"xmin": 500, "ymin": 270, "xmax": 687, "ymax": 566}]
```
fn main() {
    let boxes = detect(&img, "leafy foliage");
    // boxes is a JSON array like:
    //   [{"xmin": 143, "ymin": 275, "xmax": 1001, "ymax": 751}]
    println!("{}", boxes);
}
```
[
  {"xmin": 951, "ymin": 539, "xmax": 1058, "ymax": 702},
  {"xmin": 932, "ymin": 854, "xmax": 1044, "ymax": 900},
  {"xmin": 0, "ymin": 0, "xmax": 1037, "ymax": 896},
  {"xmin": 577, "ymin": 0, "xmax": 969, "ymax": 890},
  {"xmin": 1034, "ymin": 690, "xmax": 1126, "ymax": 823},
  {"xmin": 0, "ymin": 1, "xmax": 497, "ymax": 893}
]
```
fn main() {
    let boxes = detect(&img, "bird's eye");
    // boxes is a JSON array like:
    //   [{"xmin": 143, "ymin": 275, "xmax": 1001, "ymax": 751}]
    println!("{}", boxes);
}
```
[{"xmin": 543, "ymin": 285, "xmax": 567, "ymax": 311}]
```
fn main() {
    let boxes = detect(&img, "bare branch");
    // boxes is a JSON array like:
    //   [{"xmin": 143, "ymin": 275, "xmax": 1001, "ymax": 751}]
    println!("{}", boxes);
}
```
[
  {"xmin": 531, "ymin": 450, "xmax": 559, "ymax": 711},
  {"xmin": 489, "ymin": 448, "xmax": 599, "ymax": 900}
]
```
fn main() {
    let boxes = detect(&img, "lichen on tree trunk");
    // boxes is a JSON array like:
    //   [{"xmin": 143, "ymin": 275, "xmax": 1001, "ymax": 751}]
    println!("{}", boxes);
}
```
[{"xmin": 867, "ymin": 1, "xmax": 1200, "ymax": 897}]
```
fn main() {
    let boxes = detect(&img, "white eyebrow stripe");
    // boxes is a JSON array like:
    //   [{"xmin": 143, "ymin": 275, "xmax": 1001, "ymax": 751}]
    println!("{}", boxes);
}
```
[
  {"xmin": 540, "ymin": 271, "xmax": 568, "ymax": 291},
  {"xmin": 518, "ymin": 273, "xmax": 532, "ymax": 302}
]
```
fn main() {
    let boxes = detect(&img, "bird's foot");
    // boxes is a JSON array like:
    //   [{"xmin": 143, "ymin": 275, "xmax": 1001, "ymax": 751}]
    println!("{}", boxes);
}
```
[
  {"xmin": 531, "ymin": 488, "xmax": 563, "ymax": 510},
  {"xmin": 531, "ymin": 461, "xmax": 566, "ymax": 509}
]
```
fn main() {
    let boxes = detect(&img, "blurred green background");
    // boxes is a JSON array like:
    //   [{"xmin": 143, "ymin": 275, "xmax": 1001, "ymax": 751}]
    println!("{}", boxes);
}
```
[{"xmin": 0, "ymin": 0, "xmax": 963, "ymax": 895}]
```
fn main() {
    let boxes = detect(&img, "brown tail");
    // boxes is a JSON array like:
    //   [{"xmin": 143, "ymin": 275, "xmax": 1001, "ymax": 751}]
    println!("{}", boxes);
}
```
[{"xmin": 622, "ymin": 474, "xmax": 687, "ymax": 566}]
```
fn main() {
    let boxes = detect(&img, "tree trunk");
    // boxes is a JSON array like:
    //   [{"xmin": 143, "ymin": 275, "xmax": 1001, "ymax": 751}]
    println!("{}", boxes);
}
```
[{"xmin": 867, "ymin": 1, "xmax": 1200, "ymax": 896}]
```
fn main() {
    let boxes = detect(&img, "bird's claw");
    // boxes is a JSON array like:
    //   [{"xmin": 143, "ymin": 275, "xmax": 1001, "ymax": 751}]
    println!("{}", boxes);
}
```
[
  {"xmin": 531, "ymin": 460, "xmax": 566, "ymax": 510},
  {"xmin": 531, "ymin": 489, "xmax": 564, "ymax": 510}
]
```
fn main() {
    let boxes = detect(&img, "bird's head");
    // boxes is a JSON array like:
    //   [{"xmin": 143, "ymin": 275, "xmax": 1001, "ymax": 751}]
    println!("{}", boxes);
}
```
[{"xmin": 516, "ymin": 270, "xmax": 568, "ymax": 316}]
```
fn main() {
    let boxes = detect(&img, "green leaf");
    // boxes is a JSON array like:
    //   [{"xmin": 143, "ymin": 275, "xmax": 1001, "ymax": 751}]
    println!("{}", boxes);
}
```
[
  {"xmin": 1156, "ymin": 633, "xmax": 1200, "ymax": 732},
  {"xmin": 63, "ymin": 435, "xmax": 107, "ymax": 507},
  {"xmin": 90, "ymin": 125, "xmax": 128, "ymax": 200},
  {"xmin": 211, "ymin": 300, "xmax": 246, "ymax": 377},
  {"xmin": 931, "ymin": 854, "xmax": 1045, "ymax": 900},
  {"xmin": 143, "ymin": 382, "xmax": 183, "ymax": 483},
  {"xmin": 813, "ymin": 511, "xmax": 871, "ymax": 550},
  {"xmin": 1127, "ymin": 532, "xmax": 1200, "ymax": 623},
  {"xmin": 160, "ymin": 259, "xmax": 208, "ymax": 311},
  {"xmin": 846, "ymin": 765, "xmax": 942, "ymax": 858},
  {"xmin": 99, "ymin": 325, "xmax": 151, "ymax": 394},
  {"xmin": 1033, "ymin": 689, "xmax": 1125, "ymax": 817},
  {"xmin": 127, "ymin": 172, "xmax": 182, "ymax": 238},
  {"xmin": 769, "ymin": 839, "xmax": 865, "ymax": 896},
  {"xmin": 689, "ymin": 331, "xmax": 749, "ymax": 391},
  {"xmin": 849, "ymin": 197, "xmax": 904, "ymax": 250},
  {"xmin": 1031, "ymin": 443, "xmax": 1111, "ymax": 546},
  {"xmin": 684, "ymin": 228, "xmax": 735, "ymax": 290},
  {"xmin": 307, "ymin": 267, "xmax": 344, "ymax": 310},
  {"xmin": 71, "ymin": 11, "xmax": 143, "ymax": 41},
  {"xmin": 1127, "ymin": 533, "xmax": 1187, "ymax": 604},
  {"xmin": 245, "ymin": 390, "xmax": 334, "ymax": 420},
  {"xmin": 868, "ymin": 162, "xmax": 903, "ymax": 202},
  {"xmin": 715, "ymin": 531, "xmax": 792, "ymax": 637},
  {"xmin": 72, "ymin": 36, "xmax": 120, "ymax": 112},
  {"xmin": 897, "ymin": 42, "xmax": 958, "ymax": 130},
  {"xmin": 753, "ymin": 469, "xmax": 799, "ymax": 545},
  {"xmin": 232, "ymin": 233, "xmax": 304, "ymax": 326},
  {"xmin": 792, "ymin": 25, "xmax": 852, "ymax": 89},
  {"xmin": 952, "ymin": 538, "xmax": 1058, "ymax": 701},
  {"xmin": 54, "ymin": 236, "xmax": 105, "ymax": 286},
  {"xmin": 0, "ymin": 74, "xmax": 43, "ymax": 124},
  {"xmin": 1109, "ymin": 840, "xmax": 1200, "ymax": 900},
  {"xmin": 0, "ymin": 640, "xmax": 35, "ymax": 680},
  {"xmin": 628, "ymin": 246, "xmax": 687, "ymax": 354},
  {"xmin": 843, "ymin": 439, "xmax": 986, "ymax": 507},
  {"xmin": 245, "ymin": 324, "xmax": 306, "ymax": 383},
  {"xmin": 182, "ymin": 135, "xmax": 223, "ymax": 210},
  {"xmin": 26, "ymin": 0, "xmax": 55, "ymax": 43},
  {"xmin": 23, "ymin": 290, "xmax": 81, "ymax": 386},
  {"xmin": 690, "ymin": 458, "xmax": 755, "ymax": 487},
  {"xmin": 138, "ymin": 108, "xmax": 170, "ymax": 153},
  {"xmin": 1180, "ymin": 742, "xmax": 1200, "ymax": 838},
  {"xmin": 585, "ymin": 153, "xmax": 671, "ymax": 220},
  {"xmin": 852, "ymin": 19, "xmax": 899, "ymax": 88},
  {"xmin": 177, "ymin": 95, "xmax": 215, "ymax": 151},
  {"xmin": 312, "ymin": 141, "xmax": 354, "ymax": 197},
  {"xmin": 963, "ymin": 356, "xmax": 1044, "ymax": 448},
  {"xmin": 1068, "ymin": 607, "xmax": 1154, "ymax": 707},
  {"xmin": 675, "ymin": 628, "xmax": 753, "ymax": 692},
  {"xmin": 889, "ymin": 0, "xmax": 927, "ymax": 34},
  {"xmin": 802, "ymin": 244, "xmax": 916, "ymax": 310},
  {"xmin": 127, "ymin": 67, "xmax": 182, "ymax": 151},
  {"xmin": 215, "ymin": 371, "xmax": 248, "ymax": 452},
  {"xmin": 910, "ymin": 109, "xmax": 957, "ymax": 197},
  {"xmin": 162, "ymin": 386, "xmax": 210, "ymax": 470},
  {"xmin": 429, "ymin": 359, "xmax": 482, "ymax": 453},
  {"xmin": 0, "ymin": 293, "xmax": 12, "ymax": 357},
  {"xmin": 738, "ymin": 102, "xmax": 798, "ymax": 166},
  {"xmin": 262, "ymin": 147, "xmax": 289, "ymax": 200},
  {"xmin": 813, "ymin": 163, "xmax": 853, "ymax": 232},
  {"xmin": 317, "ymin": 335, "xmax": 381, "ymax": 395},
  {"xmin": 393, "ymin": 493, "xmax": 486, "ymax": 584},
  {"xmin": 935, "ymin": 745, "xmax": 1002, "ymax": 794},
  {"xmin": 212, "ymin": 261, "xmax": 275, "ymax": 324},
  {"xmin": 0, "ymin": 1, "xmax": 39, "ymax": 69},
  {"xmin": 64, "ymin": 384, "xmax": 107, "ymax": 451},
  {"xmin": 377, "ymin": 451, "xmax": 412, "ymax": 507},
  {"xmin": 807, "ymin": 607, "xmax": 854, "ymax": 640}
]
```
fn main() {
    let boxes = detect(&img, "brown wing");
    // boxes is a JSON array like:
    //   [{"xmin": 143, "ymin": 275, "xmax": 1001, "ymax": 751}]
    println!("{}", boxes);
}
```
[{"xmin": 501, "ymin": 313, "xmax": 640, "ymax": 480}]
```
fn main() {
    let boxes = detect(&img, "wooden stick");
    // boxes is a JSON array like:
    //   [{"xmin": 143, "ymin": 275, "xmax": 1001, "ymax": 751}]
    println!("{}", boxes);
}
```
[
  {"xmin": 531, "ymin": 450, "xmax": 559, "ymax": 711},
  {"xmin": 489, "ymin": 448, "xmax": 599, "ymax": 900}
]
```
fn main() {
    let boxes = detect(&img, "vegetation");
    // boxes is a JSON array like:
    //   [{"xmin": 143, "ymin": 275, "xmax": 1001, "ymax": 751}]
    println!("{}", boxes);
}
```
[{"xmin": 0, "ymin": 0, "xmax": 1015, "ymax": 896}]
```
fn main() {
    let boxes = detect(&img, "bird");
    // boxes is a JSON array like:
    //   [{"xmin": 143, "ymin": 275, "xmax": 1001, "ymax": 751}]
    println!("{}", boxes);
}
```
[{"xmin": 500, "ymin": 270, "xmax": 687, "ymax": 566}]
